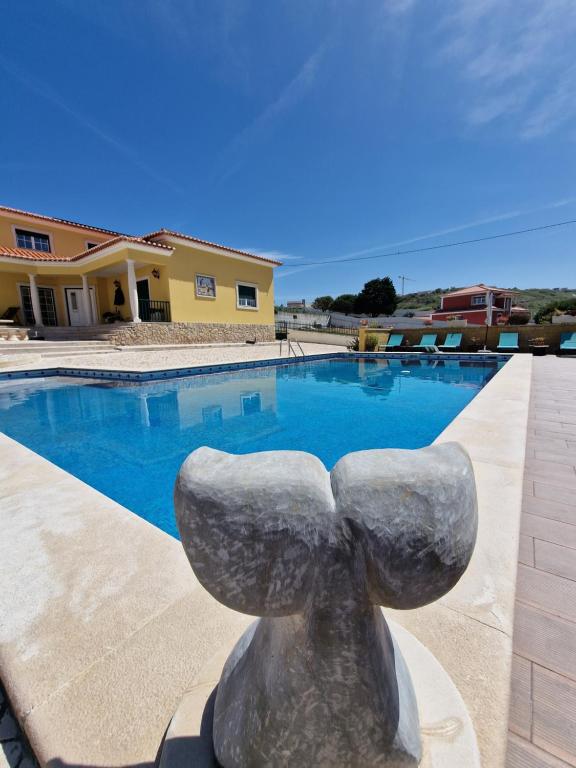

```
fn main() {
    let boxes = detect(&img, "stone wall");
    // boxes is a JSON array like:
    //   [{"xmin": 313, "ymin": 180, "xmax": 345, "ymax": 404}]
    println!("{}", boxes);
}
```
[
  {"xmin": 359, "ymin": 323, "xmax": 576, "ymax": 353},
  {"xmin": 106, "ymin": 322, "xmax": 276, "ymax": 346}
]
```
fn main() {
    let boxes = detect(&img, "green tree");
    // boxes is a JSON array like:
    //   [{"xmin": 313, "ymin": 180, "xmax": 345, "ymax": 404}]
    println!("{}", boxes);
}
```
[
  {"xmin": 354, "ymin": 277, "xmax": 397, "ymax": 317},
  {"xmin": 331, "ymin": 294, "xmax": 357, "ymax": 314},
  {"xmin": 312, "ymin": 295, "xmax": 334, "ymax": 312},
  {"xmin": 534, "ymin": 298, "xmax": 576, "ymax": 324}
]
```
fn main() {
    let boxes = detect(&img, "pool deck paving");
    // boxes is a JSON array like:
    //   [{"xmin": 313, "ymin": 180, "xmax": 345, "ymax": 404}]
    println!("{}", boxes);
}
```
[
  {"xmin": 0, "ymin": 347, "xmax": 549, "ymax": 766},
  {"xmin": 0, "ymin": 341, "xmax": 344, "ymax": 373},
  {"xmin": 508, "ymin": 356, "xmax": 576, "ymax": 768}
]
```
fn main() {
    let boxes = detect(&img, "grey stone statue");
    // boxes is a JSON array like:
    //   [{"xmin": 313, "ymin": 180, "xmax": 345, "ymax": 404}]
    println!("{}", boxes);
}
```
[{"xmin": 175, "ymin": 442, "xmax": 477, "ymax": 768}]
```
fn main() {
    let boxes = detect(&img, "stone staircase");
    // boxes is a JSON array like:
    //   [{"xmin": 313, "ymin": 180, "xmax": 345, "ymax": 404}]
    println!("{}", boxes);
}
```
[
  {"xmin": 0, "ymin": 340, "xmax": 117, "ymax": 359},
  {"xmin": 34, "ymin": 324, "xmax": 132, "ymax": 342}
]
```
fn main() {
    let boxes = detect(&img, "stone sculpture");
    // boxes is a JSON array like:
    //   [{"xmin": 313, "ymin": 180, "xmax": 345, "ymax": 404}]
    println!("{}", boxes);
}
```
[{"xmin": 175, "ymin": 442, "xmax": 478, "ymax": 768}]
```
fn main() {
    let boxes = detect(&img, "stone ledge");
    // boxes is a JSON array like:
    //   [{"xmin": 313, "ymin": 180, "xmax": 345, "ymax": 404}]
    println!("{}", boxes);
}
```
[{"xmin": 107, "ymin": 322, "xmax": 275, "ymax": 346}]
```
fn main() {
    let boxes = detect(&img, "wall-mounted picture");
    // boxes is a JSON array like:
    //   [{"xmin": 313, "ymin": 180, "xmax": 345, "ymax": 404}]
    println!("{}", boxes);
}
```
[{"xmin": 196, "ymin": 274, "xmax": 216, "ymax": 298}]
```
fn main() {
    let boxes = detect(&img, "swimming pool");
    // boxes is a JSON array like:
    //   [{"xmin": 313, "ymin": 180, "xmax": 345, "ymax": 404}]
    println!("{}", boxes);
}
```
[{"xmin": 0, "ymin": 355, "xmax": 505, "ymax": 537}]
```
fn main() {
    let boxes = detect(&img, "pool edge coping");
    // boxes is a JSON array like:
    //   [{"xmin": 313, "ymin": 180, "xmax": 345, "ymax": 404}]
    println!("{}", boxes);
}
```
[{"xmin": 0, "ymin": 352, "xmax": 531, "ymax": 768}]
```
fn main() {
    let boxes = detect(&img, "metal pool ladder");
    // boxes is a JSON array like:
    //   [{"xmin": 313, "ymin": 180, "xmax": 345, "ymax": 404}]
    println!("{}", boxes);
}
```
[{"xmin": 279, "ymin": 337, "xmax": 305, "ymax": 357}]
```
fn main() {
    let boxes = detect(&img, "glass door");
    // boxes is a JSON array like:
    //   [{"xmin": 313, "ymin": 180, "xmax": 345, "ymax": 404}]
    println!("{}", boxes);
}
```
[{"xmin": 19, "ymin": 285, "xmax": 58, "ymax": 326}]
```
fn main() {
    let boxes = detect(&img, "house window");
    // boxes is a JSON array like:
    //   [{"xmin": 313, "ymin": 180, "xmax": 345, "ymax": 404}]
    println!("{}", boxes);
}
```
[
  {"xmin": 196, "ymin": 274, "xmax": 216, "ymax": 298},
  {"xmin": 241, "ymin": 392, "xmax": 262, "ymax": 416},
  {"xmin": 15, "ymin": 229, "xmax": 51, "ymax": 252},
  {"xmin": 471, "ymin": 295, "xmax": 486, "ymax": 306},
  {"xmin": 237, "ymin": 283, "xmax": 258, "ymax": 309},
  {"xmin": 86, "ymin": 242, "xmax": 99, "ymax": 250}
]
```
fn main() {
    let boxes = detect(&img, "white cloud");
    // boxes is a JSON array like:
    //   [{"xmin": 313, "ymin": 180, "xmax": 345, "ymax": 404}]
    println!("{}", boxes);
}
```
[{"xmin": 438, "ymin": 0, "xmax": 576, "ymax": 138}]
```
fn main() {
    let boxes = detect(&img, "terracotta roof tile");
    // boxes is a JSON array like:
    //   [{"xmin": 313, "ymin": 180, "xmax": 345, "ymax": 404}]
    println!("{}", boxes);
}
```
[
  {"xmin": 0, "ymin": 204, "xmax": 125, "ymax": 237},
  {"xmin": 143, "ymin": 229, "xmax": 282, "ymax": 265},
  {"xmin": 442, "ymin": 283, "xmax": 516, "ymax": 297},
  {"xmin": 0, "ymin": 237, "xmax": 173, "ymax": 263},
  {"xmin": 0, "ymin": 246, "xmax": 71, "ymax": 262},
  {"xmin": 70, "ymin": 236, "xmax": 173, "ymax": 261}
]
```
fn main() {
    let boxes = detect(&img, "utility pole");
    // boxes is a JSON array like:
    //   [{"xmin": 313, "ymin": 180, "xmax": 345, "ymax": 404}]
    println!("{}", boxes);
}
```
[{"xmin": 397, "ymin": 275, "xmax": 415, "ymax": 296}]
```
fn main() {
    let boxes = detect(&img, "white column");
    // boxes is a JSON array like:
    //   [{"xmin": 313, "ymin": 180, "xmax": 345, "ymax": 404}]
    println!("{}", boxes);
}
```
[
  {"xmin": 126, "ymin": 259, "xmax": 141, "ymax": 322},
  {"xmin": 81, "ymin": 275, "xmax": 93, "ymax": 326},
  {"xmin": 28, "ymin": 273, "xmax": 43, "ymax": 326}
]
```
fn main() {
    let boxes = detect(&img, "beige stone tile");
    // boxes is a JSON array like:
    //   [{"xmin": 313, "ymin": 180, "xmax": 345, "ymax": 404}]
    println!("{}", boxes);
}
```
[
  {"xmin": 388, "ymin": 602, "xmax": 513, "ymax": 768},
  {"xmin": 24, "ymin": 594, "xmax": 251, "ymax": 768},
  {"xmin": 438, "ymin": 461, "xmax": 524, "ymax": 635},
  {"xmin": 0, "ymin": 435, "xmax": 194, "ymax": 718}
]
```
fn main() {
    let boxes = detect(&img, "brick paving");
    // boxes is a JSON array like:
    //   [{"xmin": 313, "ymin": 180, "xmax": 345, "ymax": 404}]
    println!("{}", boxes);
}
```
[{"xmin": 508, "ymin": 356, "xmax": 576, "ymax": 767}]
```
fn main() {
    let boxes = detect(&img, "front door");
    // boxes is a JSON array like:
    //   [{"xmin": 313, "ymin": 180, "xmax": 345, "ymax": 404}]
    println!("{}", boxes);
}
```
[
  {"xmin": 137, "ymin": 279, "xmax": 150, "ymax": 321},
  {"xmin": 65, "ymin": 287, "xmax": 97, "ymax": 326}
]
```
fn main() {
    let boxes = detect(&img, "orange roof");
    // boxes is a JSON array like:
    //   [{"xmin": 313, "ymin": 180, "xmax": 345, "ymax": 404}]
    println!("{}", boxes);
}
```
[
  {"xmin": 0, "ymin": 204, "xmax": 125, "ymax": 237},
  {"xmin": 0, "ymin": 246, "xmax": 71, "ymax": 262},
  {"xmin": 442, "ymin": 283, "xmax": 516, "ymax": 298},
  {"xmin": 144, "ymin": 228, "xmax": 283, "ymax": 265},
  {"xmin": 0, "ymin": 205, "xmax": 281, "ymax": 266},
  {"xmin": 0, "ymin": 237, "xmax": 172, "ymax": 263}
]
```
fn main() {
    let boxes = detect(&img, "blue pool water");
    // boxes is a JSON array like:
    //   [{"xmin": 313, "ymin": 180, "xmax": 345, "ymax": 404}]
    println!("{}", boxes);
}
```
[{"xmin": 0, "ymin": 356, "xmax": 505, "ymax": 537}]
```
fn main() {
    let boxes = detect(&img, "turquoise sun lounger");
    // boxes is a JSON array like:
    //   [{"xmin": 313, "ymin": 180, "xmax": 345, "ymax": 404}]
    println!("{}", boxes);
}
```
[
  {"xmin": 378, "ymin": 333, "xmax": 404, "ymax": 351},
  {"xmin": 497, "ymin": 332, "xmax": 519, "ymax": 351},
  {"xmin": 560, "ymin": 332, "xmax": 576, "ymax": 353},
  {"xmin": 413, "ymin": 333, "xmax": 437, "ymax": 350},
  {"xmin": 439, "ymin": 333, "xmax": 463, "ymax": 351}
]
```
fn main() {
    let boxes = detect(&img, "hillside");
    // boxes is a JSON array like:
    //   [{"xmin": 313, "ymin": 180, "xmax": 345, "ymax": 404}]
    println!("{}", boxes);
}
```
[{"xmin": 397, "ymin": 287, "xmax": 576, "ymax": 315}]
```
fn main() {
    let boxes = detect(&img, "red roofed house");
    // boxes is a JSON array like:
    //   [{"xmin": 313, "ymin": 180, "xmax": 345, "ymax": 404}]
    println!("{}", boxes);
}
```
[{"xmin": 430, "ymin": 284, "xmax": 516, "ymax": 326}]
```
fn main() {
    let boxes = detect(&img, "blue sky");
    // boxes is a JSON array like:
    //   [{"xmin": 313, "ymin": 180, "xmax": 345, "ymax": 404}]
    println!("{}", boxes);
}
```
[{"xmin": 1, "ymin": 0, "xmax": 575, "ymax": 303}]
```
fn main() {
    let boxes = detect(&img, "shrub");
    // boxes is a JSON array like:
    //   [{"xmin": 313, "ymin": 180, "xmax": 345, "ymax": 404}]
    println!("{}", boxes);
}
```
[
  {"xmin": 365, "ymin": 334, "xmax": 379, "ymax": 351},
  {"xmin": 347, "ymin": 336, "xmax": 360, "ymax": 351},
  {"xmin": 509, "ymin": 314, "xmax": 530, "ymax": 325},
  {"xmin": 534, "ymin": 299, "xmax": 576, "ymax": 324}
]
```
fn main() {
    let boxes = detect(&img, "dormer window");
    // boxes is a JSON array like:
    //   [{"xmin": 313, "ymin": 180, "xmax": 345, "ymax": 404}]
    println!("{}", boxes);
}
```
[
  {"xmin": 471, "ymin": 295, "xmax": 486, "ymax": 306},
  {"xmin": 86, "ymin": 241, "xmax": 99, "ymax": 250},
  {"xmin": 15, "ymin": 228, "xmax": 51, "ymax": 252}
]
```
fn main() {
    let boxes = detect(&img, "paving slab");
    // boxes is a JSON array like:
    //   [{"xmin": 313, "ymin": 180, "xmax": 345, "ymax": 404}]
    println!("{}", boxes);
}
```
[{"xmin": 508, "ymin": 357, "xmax": 576, "ymax": 767}]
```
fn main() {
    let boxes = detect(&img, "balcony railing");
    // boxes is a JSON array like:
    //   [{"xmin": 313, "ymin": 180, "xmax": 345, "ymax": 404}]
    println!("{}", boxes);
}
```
[{"xmin": 138, "ymin": 299, "xmax": 171, "ymax": 323}]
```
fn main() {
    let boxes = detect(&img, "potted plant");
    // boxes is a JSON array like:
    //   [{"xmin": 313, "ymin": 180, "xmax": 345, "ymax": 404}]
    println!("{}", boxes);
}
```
[
  {"xmin": 364, "ymin": 334, "xmax": 379, "ymax": 352},
  {"xmin": 528, "ymin": 337, "xmax": 548, "ymax": 356},
  {"xmin": 468, "ymin": 335, "xmax": 482, "ymax": 353}
]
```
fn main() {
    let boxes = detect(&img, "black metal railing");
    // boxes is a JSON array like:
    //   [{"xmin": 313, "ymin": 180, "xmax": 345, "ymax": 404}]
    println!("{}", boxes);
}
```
[
  {"xmin": 139, "ymin": 300, "xmax": 171, "ymax": 323},
  {"xmin": 275, "ymin": 321, "xmax": 358, "ymax": 337}
]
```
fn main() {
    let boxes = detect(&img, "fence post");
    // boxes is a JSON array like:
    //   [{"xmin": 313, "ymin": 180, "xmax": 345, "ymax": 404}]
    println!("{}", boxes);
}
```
[{"xmin": 359, "ymin": 327, "xmax": 367, "ymax": 352}]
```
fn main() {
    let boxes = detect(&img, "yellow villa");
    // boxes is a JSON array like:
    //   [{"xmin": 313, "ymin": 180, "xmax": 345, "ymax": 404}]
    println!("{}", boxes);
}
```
[{"xmin": 0, "ymin": 205, "xmax": 280, "ymax": 343}]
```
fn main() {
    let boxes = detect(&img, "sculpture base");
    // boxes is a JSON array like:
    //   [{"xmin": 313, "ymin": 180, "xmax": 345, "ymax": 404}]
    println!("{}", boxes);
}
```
[{"xmin": 158, "ymin": 618, "xmax": 480, "ymax": 768}]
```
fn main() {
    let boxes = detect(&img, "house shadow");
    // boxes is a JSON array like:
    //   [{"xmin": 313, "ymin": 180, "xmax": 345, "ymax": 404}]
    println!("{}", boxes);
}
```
[{"xmin": 46, "ymin": 689, "xmax": 221, "ymax": 768}]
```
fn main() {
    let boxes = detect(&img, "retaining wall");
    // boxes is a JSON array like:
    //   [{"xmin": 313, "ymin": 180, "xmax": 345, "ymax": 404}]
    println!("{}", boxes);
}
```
[
  {"xmin": 359, "ymin": 323, "xmax": 576, "ymax": 353},
  {"xmin": 106, "ymin": 322, "xmax": 275, "ymax": 346}
]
